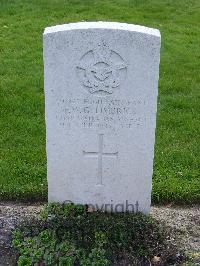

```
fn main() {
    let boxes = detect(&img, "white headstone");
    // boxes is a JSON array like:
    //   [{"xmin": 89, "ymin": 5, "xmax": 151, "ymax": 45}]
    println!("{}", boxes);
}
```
[{"xmin": 43, "ymin": 22, "xmax": 161, "ymax": 213}]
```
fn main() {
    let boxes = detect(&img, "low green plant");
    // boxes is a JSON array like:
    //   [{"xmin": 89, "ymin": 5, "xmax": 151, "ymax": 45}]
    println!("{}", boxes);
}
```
[{"xmin": 12, "ymin": 203, "xmax": 182, "ymax": 265}]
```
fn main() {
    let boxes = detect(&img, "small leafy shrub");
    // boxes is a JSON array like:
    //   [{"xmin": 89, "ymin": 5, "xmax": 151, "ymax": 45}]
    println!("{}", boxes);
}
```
[{"xmin": 12, "ymin": 203, "xmax": 181, "ymax": 265}]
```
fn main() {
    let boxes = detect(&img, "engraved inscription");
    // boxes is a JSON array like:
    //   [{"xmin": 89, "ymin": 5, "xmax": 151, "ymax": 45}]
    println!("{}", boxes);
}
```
[
  {"xmin": 56, "ymin": 97, "xmax": 147, "ymax": 131},
  {"xmin": 83, "ymin": 134, "xmax": 118, "ymax": 185},
  {"xmin": 77, "ymin": 42, "xmax": 127, "ymax": 95}
]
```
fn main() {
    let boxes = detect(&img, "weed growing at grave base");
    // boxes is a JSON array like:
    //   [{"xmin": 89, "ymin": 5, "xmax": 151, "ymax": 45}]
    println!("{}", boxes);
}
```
[
  {"xmin": 12, "ymin": 203, "xmax": 183, "ymax": 265},
  {"xmin": 0, "ymin": 0, "xmax": 200, "ymax": 203}
]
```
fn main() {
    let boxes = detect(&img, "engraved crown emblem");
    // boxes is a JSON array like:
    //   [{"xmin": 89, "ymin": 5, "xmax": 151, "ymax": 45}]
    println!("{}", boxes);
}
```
[{"xmin": 77, "ymin": 42, "xmax": 127, "ymax": 95}]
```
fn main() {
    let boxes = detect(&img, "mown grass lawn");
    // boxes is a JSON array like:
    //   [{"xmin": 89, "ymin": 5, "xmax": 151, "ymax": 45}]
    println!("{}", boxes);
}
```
[{"xmin": 0, "ymin": 0, "xmax": 199, "ymax": 203}]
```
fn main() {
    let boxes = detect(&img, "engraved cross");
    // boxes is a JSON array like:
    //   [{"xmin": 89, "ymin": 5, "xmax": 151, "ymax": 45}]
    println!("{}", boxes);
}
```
[{"xmin": 83, "ymin": 134, "xmax": 118, "ymax": 185}]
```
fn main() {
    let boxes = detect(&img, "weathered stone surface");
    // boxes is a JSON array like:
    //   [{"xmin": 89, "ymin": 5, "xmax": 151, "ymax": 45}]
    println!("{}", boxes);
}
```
[{"xmin": 43, "ymin": 22, "xmax": 161, "ymax": 213}]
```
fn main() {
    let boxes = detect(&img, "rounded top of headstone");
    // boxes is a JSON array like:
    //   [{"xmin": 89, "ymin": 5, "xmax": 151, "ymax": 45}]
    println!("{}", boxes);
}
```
[{"xmin": 44, "ymin": 21, "xmax": 160, "ymax": 38}]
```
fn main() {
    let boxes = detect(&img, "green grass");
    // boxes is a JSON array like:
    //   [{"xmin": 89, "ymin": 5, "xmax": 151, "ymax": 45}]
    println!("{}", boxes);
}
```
[{"xmin": 0, "ymin": 0, "xmax": 199, "ymax": 203}]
